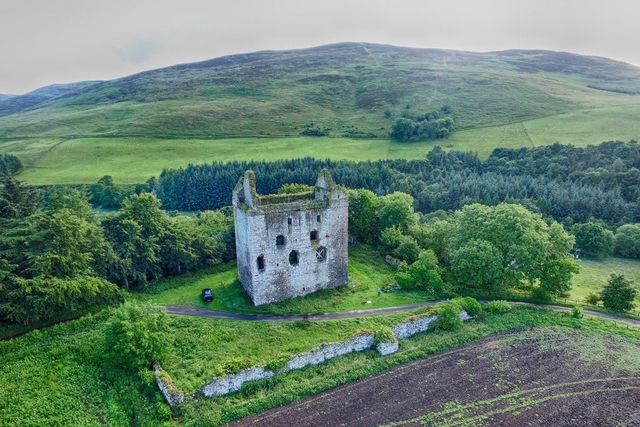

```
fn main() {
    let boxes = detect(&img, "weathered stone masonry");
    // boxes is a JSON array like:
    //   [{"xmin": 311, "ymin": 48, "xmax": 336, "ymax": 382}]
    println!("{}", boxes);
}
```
[{"xmin": 232, "ymin": 169, "xmax": 349, "ymax": 306}]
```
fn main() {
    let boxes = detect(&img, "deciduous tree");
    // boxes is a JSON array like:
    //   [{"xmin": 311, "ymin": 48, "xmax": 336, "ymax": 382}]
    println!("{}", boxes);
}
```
[
  {"xmin": 348, "ymin": 188, "xmax": 378, "ymax": 243},
  {"xmin": 449, "ymin": 203, "xmax": 578, "ymax": 293},
  {"xmin": 377, "ymin": 192, "xmax": 417, "ymax": 234},
  {"xmin": 395, "ymin": 250, "xmax": 443, "ymax": 292},
  {"xmin": 105, "ymin": 302, "xmax": 168, "ymax": 371},
  {"xmin": 600, "ymin": 273, "xmax": 637, "ymax": 312},
  {"xmin": 613, "ymin": 224, "xmax": 640, "ymax": 259},
  {"xmin": 572, "ymin": 221, "xmax": 613, "ymax": 258}
]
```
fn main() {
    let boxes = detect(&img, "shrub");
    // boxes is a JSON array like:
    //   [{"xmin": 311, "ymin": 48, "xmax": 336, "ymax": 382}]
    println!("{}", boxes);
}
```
[
  {"xmin": 265, "ymin": 356, "xmax": 289, "ymax": 373},
  {"xmin": 104, "ymin": 302, "xmax": 169, "ymax": 372},
  {"xmin": 571, "ymin": 306, "xmax": 584, "ymax": 318},
  {"xmin": 394, "ymin": 250, "xmax": 443, "ymax": 292},
  {"xmin": 572, "ymin": 221, "xmax": 614, "ymax": 258},
  {"xmin": 374, "ymin": 326, "xmax": 397, "ymax": 345},
  {"xmin": 613, "ymin": 224, "xmax": 640, "ymax": 259},
  {"xmin": 434, "ymin": 301, "xmax": 463, "ymax": 330},
  {"xmin": 452, "ymin": 297, "xmax": 482, "ymax": 316},
  {"xmin": 222, "ymin": 357, "xmax": 256, "ymax": 375},
  {"xmin": 485, "ymin": 300, "xmax": 512, "ymax": 313},
  {"xmin": 531, "ymin": 286, "xmax": 553, "ymax": 302},
  {"xmin": 585, "ymin": 292, "xmax": 601, "ymax": 306}
]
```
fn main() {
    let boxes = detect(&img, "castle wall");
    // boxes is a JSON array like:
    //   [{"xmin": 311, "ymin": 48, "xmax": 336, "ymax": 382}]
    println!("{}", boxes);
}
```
[{"xmin": 233, "ymin": 170, "xmax": 349, "ymax": 306}]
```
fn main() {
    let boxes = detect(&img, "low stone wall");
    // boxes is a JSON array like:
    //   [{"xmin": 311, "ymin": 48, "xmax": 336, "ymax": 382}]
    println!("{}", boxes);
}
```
[
  {"xmin": 279, "ymin": 332, "xmax": 374, "ymax": 373},
  {"xmin": 392, "ymin": 315, "xmax": 439, "ymax": 339},
  {"xmin": 200, "ymin": 333, "xmax": 374, "ymax": 398},
  {"xmin": 153, "ymin": 363, "xmax": 184, "ymax": 407},
  {"xmin": 195, "ymin": 310, "xmax": 471, "ymax": 399},
  {"xmin": 201, "ymin": 366, "xmax": 275, "ymax": 397},
  {"xmin": 376, "ymin": 340, "xmax": 399, "ymax": 356}
]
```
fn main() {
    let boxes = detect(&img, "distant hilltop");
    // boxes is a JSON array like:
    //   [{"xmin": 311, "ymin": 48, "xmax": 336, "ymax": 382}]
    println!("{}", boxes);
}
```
[{"xmin": 1, "ymin": 42, "xmax": 640, "ymax": 140}]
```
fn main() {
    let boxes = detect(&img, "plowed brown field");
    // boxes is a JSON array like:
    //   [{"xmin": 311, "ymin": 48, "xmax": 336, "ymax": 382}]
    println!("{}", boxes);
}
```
[{"xmin": 227, "ymin": 326, "xmax": 640, "ymax": 426}]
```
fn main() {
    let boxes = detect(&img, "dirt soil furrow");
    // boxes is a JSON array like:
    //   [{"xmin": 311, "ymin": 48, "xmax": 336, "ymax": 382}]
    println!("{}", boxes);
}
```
[{"xmin": 226, "ymin": 326, "xmax": 640, "ymax": 427}]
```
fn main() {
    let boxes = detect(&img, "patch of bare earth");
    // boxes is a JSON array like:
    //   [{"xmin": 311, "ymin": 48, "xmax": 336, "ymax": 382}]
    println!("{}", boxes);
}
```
[{"xmin": 226, "ymin": 327, "xmax": 640, "ymax": 426}]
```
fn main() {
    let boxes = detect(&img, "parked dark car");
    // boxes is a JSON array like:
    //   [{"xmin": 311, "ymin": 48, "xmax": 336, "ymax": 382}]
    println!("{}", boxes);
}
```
[{"xmin": 202, "ymin": 288, "xmax": 213, "ymax": 302}]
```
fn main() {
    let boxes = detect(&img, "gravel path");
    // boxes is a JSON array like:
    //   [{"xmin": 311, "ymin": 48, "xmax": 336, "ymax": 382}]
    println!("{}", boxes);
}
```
[
  {"xmin": 164, "ymin": 302, "xmax": 434, "ymax": 321},
  {"xmin": 164, "ymin": 301, "xmax": 640, "ymax": 326}
]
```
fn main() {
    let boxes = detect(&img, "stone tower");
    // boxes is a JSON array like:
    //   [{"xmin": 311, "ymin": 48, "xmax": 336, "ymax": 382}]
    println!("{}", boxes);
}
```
[{"xmin": 232, "ymin": 169, "xmax": 349, "ymax": 306}]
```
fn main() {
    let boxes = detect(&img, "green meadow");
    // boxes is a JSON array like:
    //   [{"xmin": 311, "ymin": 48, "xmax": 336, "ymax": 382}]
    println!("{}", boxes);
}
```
[
  {"xmin": 432, "ymin": 103, "xmax": 640, "ymax": 158},
  {"xmin": 135, "ymin": 244, "xmax": 640, "ymax": 316},
  {"xmin": 569, "ymin": 256, "xmax": 640, "ymax": 307},
  {"xmin": 14, "ymin": 136, "xmax": 433, "ymax": 184},
  {"xmin": 134, "ymin": 245, "xmax": 434, "ymax": 315},
  {"xmin": 6, "ymin": 101, "xmax": 639, "ymax": 185}
]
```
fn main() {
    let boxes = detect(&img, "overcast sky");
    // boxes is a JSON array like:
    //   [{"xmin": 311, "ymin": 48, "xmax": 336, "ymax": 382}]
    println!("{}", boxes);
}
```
[{"xmin": 1, "ymin": 0, "xmax": 638, "ymax": 94}]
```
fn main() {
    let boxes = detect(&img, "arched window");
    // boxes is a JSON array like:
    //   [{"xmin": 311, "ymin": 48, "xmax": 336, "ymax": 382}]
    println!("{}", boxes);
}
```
[
  {"xmin": 276, "ymin": 235, "xmax": 286, "ymax": 246},
  {"xmin": 289, "ymin": 250, "xmax": 299, "ymax": 265}
]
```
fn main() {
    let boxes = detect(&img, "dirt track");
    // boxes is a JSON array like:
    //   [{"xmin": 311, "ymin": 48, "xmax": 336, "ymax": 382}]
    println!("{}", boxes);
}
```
[{"xmin": 165, "ymin": 302, "xmax": 640, "ymax": 327}]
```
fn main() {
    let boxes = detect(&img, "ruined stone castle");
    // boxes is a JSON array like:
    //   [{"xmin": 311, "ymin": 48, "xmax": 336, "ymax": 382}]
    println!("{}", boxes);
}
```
[{"xmin": 232, "ymin": 169, "xmax": 348, "ymax": 306}]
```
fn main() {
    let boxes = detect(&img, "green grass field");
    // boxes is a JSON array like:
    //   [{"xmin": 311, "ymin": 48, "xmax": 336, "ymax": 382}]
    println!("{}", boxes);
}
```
[
  {"xmin": 569, "ymin": 256, "xmax": 640, "ymax": 307},
  {"xmin": 135, "ymin": 245, "xmax": 434, "ymax": 314},
  {"xmin": 438, "ymin": 103, "xmax": 640, "ymax": 158},
  {"xmin": 11, "ymin": 102, "xmax": 640, "ymax": 185},
  {"xmin": 3, "ymin": 242, "xmax": 640, "ymax": 425},
  {"xmin": 14, "ymin": 136, "xmax": 443, "ymax": 185}
]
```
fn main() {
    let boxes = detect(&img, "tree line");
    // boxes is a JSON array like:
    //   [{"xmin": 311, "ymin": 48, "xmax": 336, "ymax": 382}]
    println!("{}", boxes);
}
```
[{"xmin": 152, "ymin": 140, "xmax": 640, "ymax": 225}]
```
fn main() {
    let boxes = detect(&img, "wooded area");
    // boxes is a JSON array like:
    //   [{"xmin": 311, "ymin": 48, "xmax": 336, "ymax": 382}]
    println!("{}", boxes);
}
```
[{"xmin": 154, "ymin": 140, "xmax": 640, "ymax": 225}]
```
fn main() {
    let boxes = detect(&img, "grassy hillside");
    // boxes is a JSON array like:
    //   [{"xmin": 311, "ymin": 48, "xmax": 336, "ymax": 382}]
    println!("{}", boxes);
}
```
[
  {"xmin": 16, "ymin": 136, "xmax": 436, "ymax": 184},
  {"xmin": 3, "ymin": 45, "xmax": 640, "ymax": 139},
  {"xmin": 0, "ymin": 81, "xmax": 101, "ymax": 117},
  {"xmin": 2, "ymin": 43, "xmax": 640, "ymax": 184}
]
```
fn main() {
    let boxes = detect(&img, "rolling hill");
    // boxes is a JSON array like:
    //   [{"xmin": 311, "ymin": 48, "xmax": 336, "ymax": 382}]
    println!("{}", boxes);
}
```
[
  {"xmin": 2, "ymin": 42, "xmax": 640, "ymax": 184},
  {"xmin": 0, "ymin": 81, "xmax": 101, "ymax": 117}
]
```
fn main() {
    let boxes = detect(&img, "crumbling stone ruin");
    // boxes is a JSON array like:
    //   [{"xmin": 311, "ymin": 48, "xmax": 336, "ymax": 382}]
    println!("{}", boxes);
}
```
[{"xmin": 232, "ymin": 169, "xmax": 348, "ymax": 305}]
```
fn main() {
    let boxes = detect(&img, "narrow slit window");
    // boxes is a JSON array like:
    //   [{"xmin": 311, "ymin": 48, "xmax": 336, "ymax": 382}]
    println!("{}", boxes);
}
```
[
  {"xmin": 287, "ymin": 217, "xmax": 292, "ymax": 225},
  {"xmin": 317, "ymin": 214, "xmax": 321, "ymax": 223},
  {"xmin": 310, "ymin": 230, "xmax": 318, "ymax": 241},
  {"xmin": 276, "ymin": 235, "xmax": 286, "ymax": 246},
  {"xmin": 257, "ymin": 255, "xmax": 265, "ymax": 271}
]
